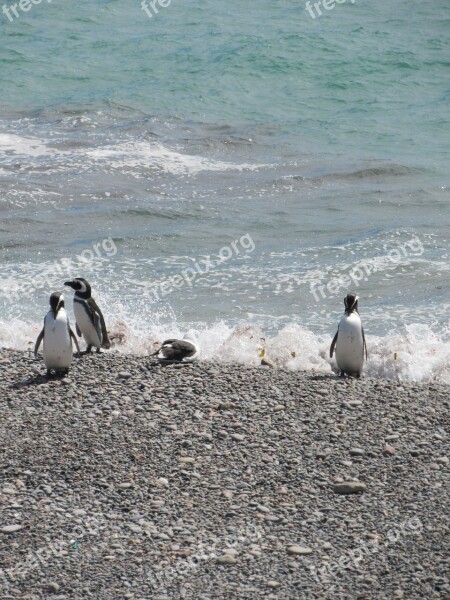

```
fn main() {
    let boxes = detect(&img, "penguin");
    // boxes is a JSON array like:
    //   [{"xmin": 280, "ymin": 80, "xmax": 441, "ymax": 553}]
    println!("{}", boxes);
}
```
[
  {"xmin": 34, "ymin": 292, "xmax": 81, "ymax": 377},
  {"xmin": 152, "ymin": 333, "xmax": 200, "ymax": 363},
  {"xmin": 330, "ymin": 293, "xmax": 367, "ymax": 378},
  {"xmin": 64, "ymin": 278, "xmax": 111, "ymax": 353}
]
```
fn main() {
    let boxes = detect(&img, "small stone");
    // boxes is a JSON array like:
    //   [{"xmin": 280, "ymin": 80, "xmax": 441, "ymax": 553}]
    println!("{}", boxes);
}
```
[
  {"xmin": 316, "ymin": 451, "xmax": 329, "ymax": 459},
  {"xmin": 349, "ymin": 448, "xmax": 365, "ymax": 456},
  {"xmin": 261, "ymin": 358, "xmax": 275, "ymax": 368},
  {"xmin": 341, "ymin": 402, "xmax": 354, "ymax": 410},
  {"xmin": 332, "ymin": 482, "xmax": 366, "ymax": 495},
  {"xmin": 223, "ymin": 548, "xmax": 239, "ymax": 556},
  {"xmin": 217, "ymin": 554, "xmax": 237, "ymax": 564},
  {"xmin": 287, "ymin": 545, "xmax": 312, "ymax": 556},
  {"xmin": 118, "ymin": 483, "xmax": 133, "ymax": 489},
  {"xmin": 118, "ymin": 372, "xmax": 132, "ymax": 379},
  {"xmin": 383, "ymin": 444, "xmax": 396, "ymax": 455},
  {"xmin": 218, "ymin": 402, "xmax": 236, "ymax": 410},
  {"xmin": 47, "ymin": 582, "xmax": 60, "ymax": 593},
  {"xmin": 178, "ymin": 457, "xmax": 195, "ymax": 463},
  {"xmin": 267, "ymin": 580, "xmax": 280, "ymax": 588},
  {"xmin": 0, "ymin": 525, "xmax": 24, "ymax": 534},
  {"xmin": 436, "ymin": 456, "xmax": 448, "ymax": 464},
  {"xmin": 231, "ymin": 433, "xmax": 245, "ymax": 441}
]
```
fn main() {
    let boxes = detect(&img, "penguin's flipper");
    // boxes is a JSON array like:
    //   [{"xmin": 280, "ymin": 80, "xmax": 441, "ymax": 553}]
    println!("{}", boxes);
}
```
[
  {"xmin": 330, "ymin": 330, "xmax": 338, "ymax": 358},
  {"xmin": 34, "ymin": 328, "xmax": 45, "ymax": 357},
  {"xmin": 90, "ymin": 297, "xmax": 111, "ymax": 350},
  {"xmin": 76, "ymin": 322, "xmax": 82, "ymax": 338},
  {"xmin": 69, "ymin": 326, "xmax": 81, "ymax": 356},
  {"xmin": 362, "ymin": 327, "xmax": 368, "ymax": 360}
]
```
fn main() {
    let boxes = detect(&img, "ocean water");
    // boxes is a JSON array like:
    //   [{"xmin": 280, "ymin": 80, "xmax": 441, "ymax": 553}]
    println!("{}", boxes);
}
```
[{"xmin": 1, "ymin": 0, "xmax": 450, "ymax": 382}]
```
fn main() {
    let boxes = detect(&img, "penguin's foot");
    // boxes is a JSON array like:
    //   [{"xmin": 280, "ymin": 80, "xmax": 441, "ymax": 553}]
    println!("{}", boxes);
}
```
[
  {"xmin": 85, "ymin": 346, "xmax": 92, "ymax": 354},
  {"xmin": 53, "ymin": 369, "xmax": 69, "ymax": 378},
  {"xmin": 46, "ymin": 369, "xmax": 52, "ymax": 378},
  {"xmin": 96, "ymin": 347, "xmax": 101, "ymax": 354},
  {"xmin": 339, "ymin": 371, "xmax": 346, "ymax": 378}
]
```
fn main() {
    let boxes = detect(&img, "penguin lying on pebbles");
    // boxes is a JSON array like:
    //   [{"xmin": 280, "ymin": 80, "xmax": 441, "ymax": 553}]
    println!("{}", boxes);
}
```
[
  {"xmin": 152, "ymin": 333, "xmax": 200, "ymax": 363},
  {"xmin": 330, "ymin": 293, "xmax": 367, "ymax": 378},
  {"xmin": 35, "ymin": 292, "xmax": 80, "ymax": 377},
  {"xmin": 64, "ymin": 278, "xmax": 111, "ymax": 353}
]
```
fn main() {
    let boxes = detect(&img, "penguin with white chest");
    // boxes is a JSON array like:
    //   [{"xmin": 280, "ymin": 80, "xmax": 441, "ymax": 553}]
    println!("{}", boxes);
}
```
[
  {"xmin": 35, "ymin": 292, "xmax": 81, "ymax": 377},
  {"xmin": 330, "ymin": 293, "xmax": 367, "ymax": 378},
  {"xmin": 64, "ymin": 278, "xmax": 111, "ymax": 353},
  {"xmin": 152, "ymin": 333, "xmax": 200, "ymax": 363}
]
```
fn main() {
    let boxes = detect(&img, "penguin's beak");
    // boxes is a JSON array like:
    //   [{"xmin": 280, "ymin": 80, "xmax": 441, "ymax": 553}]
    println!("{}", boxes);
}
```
[
  {"xmin": 64, "ymin": 281, "xmax": 74, "ymax": 288},
  {"xmin": 54, "ymin": 297, "xmax": 64, "ymax": 317},
  {"xmin": 351, "ymin": 296, "xmax": 359, "ymax": 311}
]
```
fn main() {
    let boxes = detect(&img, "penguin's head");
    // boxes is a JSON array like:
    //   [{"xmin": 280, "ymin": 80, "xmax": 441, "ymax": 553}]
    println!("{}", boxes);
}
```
[
  {"xmin": 183, "ymin": 332, "xmax": 199, "ymax": 351},
  {"xmin": 344, "ymin": 293, "xmax": 359, "ymax": 314},
  {"xmin": 49, "ymin": 292, "xmax": 64, "ymax": 318},
  {"xmin": 64, "ymin": 277, "xmax": 91, "ymax": 298}
]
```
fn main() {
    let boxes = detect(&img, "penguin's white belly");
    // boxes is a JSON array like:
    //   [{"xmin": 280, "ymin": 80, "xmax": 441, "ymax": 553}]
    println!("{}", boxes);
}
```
[
  {"xmin": 43, "ymin": 314, "xmax": 72, "ymax": 370},
  {"xmin": 336, "ymin": 314, "xmax": 364, "ymax": 375},
  {"xmin": 74, "ymin": 301, "xmax": 101, "ymax": 347}
]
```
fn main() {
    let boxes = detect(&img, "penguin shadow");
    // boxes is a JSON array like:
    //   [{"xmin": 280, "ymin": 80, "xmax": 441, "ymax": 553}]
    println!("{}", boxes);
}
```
[
  {"xmin": 157, "ymin": 360, "xmax": 194, "ymax": 369},
  {"xmin": 10, "ymin": 372, "xmax": 64, "ymax": 389},
  {"xmin": 309, "ymin": 374, "xmax": 336, "ymax": 381},
  {"xmin": 310, "ymin": 372, "xmax": 361, "ymax": 381},
  {"xmin": 11, "ymin": 355, "xmax": 76, "ymax": 389}
]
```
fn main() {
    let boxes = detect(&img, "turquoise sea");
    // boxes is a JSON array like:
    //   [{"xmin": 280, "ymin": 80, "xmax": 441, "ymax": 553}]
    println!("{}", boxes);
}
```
[{"xmin": 1, "ymin": 0, "xmax": 449, "ymax": 381}]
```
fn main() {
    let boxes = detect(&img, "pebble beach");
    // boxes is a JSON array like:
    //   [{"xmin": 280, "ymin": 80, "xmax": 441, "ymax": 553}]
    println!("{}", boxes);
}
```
[{"xmin": 1, "ymin": 349, "xmax": 449, "ymax": 599}]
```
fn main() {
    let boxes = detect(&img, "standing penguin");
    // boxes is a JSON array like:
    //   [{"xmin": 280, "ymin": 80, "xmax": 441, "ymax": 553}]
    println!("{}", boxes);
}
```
[
  {"xmin": 330, "ymin": 293, "xmax": 367, "ymax": 378},
  {"xmin": 35, "ymin": 292, "xmax": 81, "ymax": 377},
  {"xmin": 64, "ymin": 278, "xmax": 111, "ymax": 353}
]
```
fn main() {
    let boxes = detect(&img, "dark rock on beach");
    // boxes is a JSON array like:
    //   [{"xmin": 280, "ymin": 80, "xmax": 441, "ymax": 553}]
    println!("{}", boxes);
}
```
[{"xmin": 0, "ymin": 348, "xmax": 449, "ymax": 599}]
